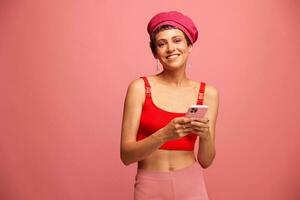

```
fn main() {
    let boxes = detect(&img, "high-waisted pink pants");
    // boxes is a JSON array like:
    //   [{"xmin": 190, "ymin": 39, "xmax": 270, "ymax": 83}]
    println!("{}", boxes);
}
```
[{"xmin": 134, "ymin": 162, "xmax": 209, "ymax": 200}]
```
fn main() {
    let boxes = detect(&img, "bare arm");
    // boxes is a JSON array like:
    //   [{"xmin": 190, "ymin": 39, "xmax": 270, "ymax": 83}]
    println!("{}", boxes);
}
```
[
  {"xmin": 195, "ymin": 85, "xmax": 219, "ymax": 168},
  {"xmin": 120, "ymin": 79, "xmax": 163, "ymax": 165},
  {"xmin": 120, "ymin": 78, "xmax": 193, "ymax": 165}
]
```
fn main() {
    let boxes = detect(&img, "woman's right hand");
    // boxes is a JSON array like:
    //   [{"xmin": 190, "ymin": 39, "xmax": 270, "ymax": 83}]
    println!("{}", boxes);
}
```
[{"xmin": 161, "ymin": 117, "xmax": 194, "ymax": 141}]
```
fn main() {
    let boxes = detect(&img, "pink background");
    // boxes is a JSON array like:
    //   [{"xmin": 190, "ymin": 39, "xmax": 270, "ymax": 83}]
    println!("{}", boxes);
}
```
[{"xmin": 1, "ymin": 0, "xmax": 300, "ymax": 199}]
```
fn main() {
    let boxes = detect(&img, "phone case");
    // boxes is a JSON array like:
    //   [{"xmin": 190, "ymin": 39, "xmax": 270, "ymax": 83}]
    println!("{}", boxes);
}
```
[{"xmin": 185, "ymin": 105, "xmax": 208, "ymax": 118}]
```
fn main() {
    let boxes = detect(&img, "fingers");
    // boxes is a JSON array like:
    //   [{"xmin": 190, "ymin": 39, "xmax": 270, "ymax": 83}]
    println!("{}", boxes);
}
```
[
  {"xmin": 192, "ymin": 126, "xmax": 209, "ymax": 132},
  {"xmin": 174, "ymin": 117, "xmax": 193, "ymax": 124},
  {"xmin": 174, "ymin": 117, "xmax": 209, "ymax": 131},
  {"xmin": 172, "ymin": 117, "xmax": 209, "ymax": 138},
  {"xmin": 173, "ymin": 117, "xmax": 193, "ymax": 129},
  {"xmin": 190, "ymin": 120, "xmax": 210, "ymax": 134},
  {"xmin": 174, "ymin": 122, "xmax": 192, "ymax": 130},
  {"xmin": 173, "ymin": 120, "xmax": 193, "ymax": 136},
  {"xmin": 177, "ymin": 126, "xmax": 193, "ymax": 137},
  {"xmin": 183, "ymin": 117, "xmax": 194, "ymax": 123},
  {"xmin": 191, "ymin": 117, "xmax": 209, "ymax": 123},
  {"xmin": 181, "ymin": 127, "xmax": 194, "ymax": 133},
  {"xmin": 190, "ymin": 120, "xmax": 209, "ymax": 128}
]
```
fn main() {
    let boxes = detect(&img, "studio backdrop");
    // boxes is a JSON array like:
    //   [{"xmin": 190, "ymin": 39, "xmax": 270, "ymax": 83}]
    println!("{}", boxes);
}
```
[{"xmin": 1, "ymin": 0, "xmax": 299, "ymax": 199}]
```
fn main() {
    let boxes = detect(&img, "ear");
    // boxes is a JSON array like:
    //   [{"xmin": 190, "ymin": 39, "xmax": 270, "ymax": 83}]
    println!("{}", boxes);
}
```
[{"xmin": 188, "ymin": 45, "xmax": 193, "ymax": 53}]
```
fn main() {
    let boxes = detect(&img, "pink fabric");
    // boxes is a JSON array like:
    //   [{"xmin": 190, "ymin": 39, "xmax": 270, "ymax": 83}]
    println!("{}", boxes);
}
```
[
  {"xmin": 147, "ymin": 11, "xmax": 198, "ymax": 44},
  {"xmin": 134, "ymin": 162, "xmax": 209, "ymax": 200}
]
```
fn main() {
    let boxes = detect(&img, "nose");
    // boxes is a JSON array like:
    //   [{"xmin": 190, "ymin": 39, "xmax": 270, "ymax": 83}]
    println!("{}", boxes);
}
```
[{"xmin": 166, "ymin": 42, "xmax": 175, "ymax": 52}]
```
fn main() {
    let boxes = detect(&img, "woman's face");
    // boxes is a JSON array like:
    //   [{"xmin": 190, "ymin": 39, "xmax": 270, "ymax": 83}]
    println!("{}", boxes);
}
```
[{"xmin": 155, "ymin": 28, "xmax": 192, "ymax": 70}]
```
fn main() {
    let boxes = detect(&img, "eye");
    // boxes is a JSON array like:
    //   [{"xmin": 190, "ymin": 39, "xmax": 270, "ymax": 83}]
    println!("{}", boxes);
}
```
[
  {"xmin": 174, "ymin": 38, "xmax": 182, "ymax": 43},
  {"xmin": 157, "ymin": 42, "xmax": 165, "ymax": 47}
]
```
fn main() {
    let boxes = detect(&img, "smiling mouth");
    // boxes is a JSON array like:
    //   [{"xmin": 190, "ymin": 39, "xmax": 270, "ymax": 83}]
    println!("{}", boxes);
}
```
[{"xmin": 166, "ymin": 54, "xmax": 180, "ymax": 59}]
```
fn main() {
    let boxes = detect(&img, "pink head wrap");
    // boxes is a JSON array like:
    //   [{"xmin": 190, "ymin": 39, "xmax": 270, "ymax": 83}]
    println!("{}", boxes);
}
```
[{"xmin": 147, "ymin": 11, "xmax": 198, "ymax": 44}]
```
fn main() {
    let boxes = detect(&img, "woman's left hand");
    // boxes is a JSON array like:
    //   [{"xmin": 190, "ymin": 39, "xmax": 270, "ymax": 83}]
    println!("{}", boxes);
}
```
[{"xmin": 190, "ymin": 117, "xmax": 211, "ymax": 141}]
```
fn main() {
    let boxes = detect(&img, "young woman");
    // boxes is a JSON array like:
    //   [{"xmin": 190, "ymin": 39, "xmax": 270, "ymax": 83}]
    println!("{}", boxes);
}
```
[{"xmin": 120, "ymin": 11, "xmax": 219, "ymax": 200}]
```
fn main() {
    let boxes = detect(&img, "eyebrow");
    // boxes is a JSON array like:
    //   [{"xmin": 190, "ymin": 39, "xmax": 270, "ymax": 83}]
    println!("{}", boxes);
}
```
[{"xmin": 156, "ymin": 35, "xmax": 183, "ymax": 42}]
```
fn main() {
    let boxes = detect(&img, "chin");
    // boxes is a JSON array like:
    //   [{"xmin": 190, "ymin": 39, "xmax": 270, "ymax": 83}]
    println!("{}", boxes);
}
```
[{"xmin": 164, "ymin": 62, "xmax": 185, "ymax": 70}]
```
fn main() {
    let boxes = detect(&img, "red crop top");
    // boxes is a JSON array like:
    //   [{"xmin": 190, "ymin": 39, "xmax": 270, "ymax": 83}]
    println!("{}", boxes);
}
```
[{"xmin": 136, "ymin": 76, "xmax": 206, "ymax": 151}]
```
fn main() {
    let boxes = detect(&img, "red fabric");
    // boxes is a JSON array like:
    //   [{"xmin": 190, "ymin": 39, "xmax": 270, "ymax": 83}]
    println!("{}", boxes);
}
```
[{"xmin": 136, "ymin": 77, "xmax": 206, "ymax": 151}]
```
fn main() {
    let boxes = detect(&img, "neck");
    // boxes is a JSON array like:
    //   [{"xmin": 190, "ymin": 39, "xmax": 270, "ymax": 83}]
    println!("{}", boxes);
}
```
[{"xmin": 157, "ymin": 68, "xmax": 189, "ymax": 87}]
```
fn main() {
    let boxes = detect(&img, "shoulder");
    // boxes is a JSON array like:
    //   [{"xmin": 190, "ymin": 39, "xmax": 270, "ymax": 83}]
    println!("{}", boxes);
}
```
[
  {"xmin": 125, "ymin": 77, "xmax": 146, "ymax": 101},
  {"xmin": 191, "ymin": 80, "xmax": 219, "ymax": 98},
  {"xmin": 203, "ymin": 83, "xmax": 219, "ymax": 118},
  {"xmin": 204, "ymin": 83, "xmax": 219, "ymax": 100},
  {"xmin": 202, "ymin": 83, "xmax": 219, "ymax": 107},
  {"xmin": 127, "ymin": 77, "xmax": 145, "ymax": 92}
]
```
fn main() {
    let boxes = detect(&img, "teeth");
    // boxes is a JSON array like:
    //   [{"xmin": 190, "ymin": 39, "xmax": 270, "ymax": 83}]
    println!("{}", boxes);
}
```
[{"xmin": 167, "ymin": 54, "xmax": 179, "ymax": 59}]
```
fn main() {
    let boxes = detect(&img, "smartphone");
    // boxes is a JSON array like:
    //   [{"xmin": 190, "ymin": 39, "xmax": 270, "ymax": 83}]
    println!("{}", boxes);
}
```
[{"xmin": 185, "ymin": 105, "xmax": 208, "ymax": 118}]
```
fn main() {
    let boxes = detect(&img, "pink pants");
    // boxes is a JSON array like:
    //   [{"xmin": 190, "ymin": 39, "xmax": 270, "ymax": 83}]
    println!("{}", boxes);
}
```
[{"xmin": 134, "ymin": 162, "xmax": 209, "ymax": 200}]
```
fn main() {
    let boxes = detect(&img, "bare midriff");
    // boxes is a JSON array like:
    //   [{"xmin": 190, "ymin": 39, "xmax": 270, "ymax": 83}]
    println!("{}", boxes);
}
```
[{"xmin": 138, "ymin": 150, "xmax": 197, "ymax": 171}]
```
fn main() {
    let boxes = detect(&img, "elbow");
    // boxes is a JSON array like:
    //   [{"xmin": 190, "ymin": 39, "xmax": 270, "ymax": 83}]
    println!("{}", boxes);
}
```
[
  {"xmin": 120, "ymin": 155, "xmax": 132, "ymax": 166},
  {"xmin": 121, "ymin": 160, "xmax": 131, "ymax": 166},
  {"xmin": 120, "ymin": 142, "xmax": 140, "ymax": 166},
  {"xmin": 198, "ymin": 152, "xmax": 216, "ymax": 169},
  {"xmin": 198, "ymin": 160, "xmax": 212, "ymax": 169},
  {"xmin": 120, "ymin": 149, "xmax": 134, "ymax": 166}
]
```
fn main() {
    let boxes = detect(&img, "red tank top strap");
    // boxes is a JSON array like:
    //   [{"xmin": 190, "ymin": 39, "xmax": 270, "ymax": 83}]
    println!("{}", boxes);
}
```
[
  {"xmin": 197, "ymin": 82, "xmax": 206, "ymax": 105},
  {"xmin": 140, "ymin": 76, "xmax": 151, "ymax": 97}
]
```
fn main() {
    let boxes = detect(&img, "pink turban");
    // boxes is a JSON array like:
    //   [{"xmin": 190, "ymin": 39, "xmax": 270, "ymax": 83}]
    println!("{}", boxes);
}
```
[{"xmin": 147, "ymin": 11, "xmax": 198, "ymax": 44}]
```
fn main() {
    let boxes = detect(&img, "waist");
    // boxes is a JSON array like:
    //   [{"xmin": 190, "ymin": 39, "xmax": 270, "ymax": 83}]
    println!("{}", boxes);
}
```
[
  {"xmin": 138, "ymin": 149, "xmax": 196, "ymax": 172},
  {"xmin": 136, "ymin": 160, "xmax": 202, "ymax": 180}
]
